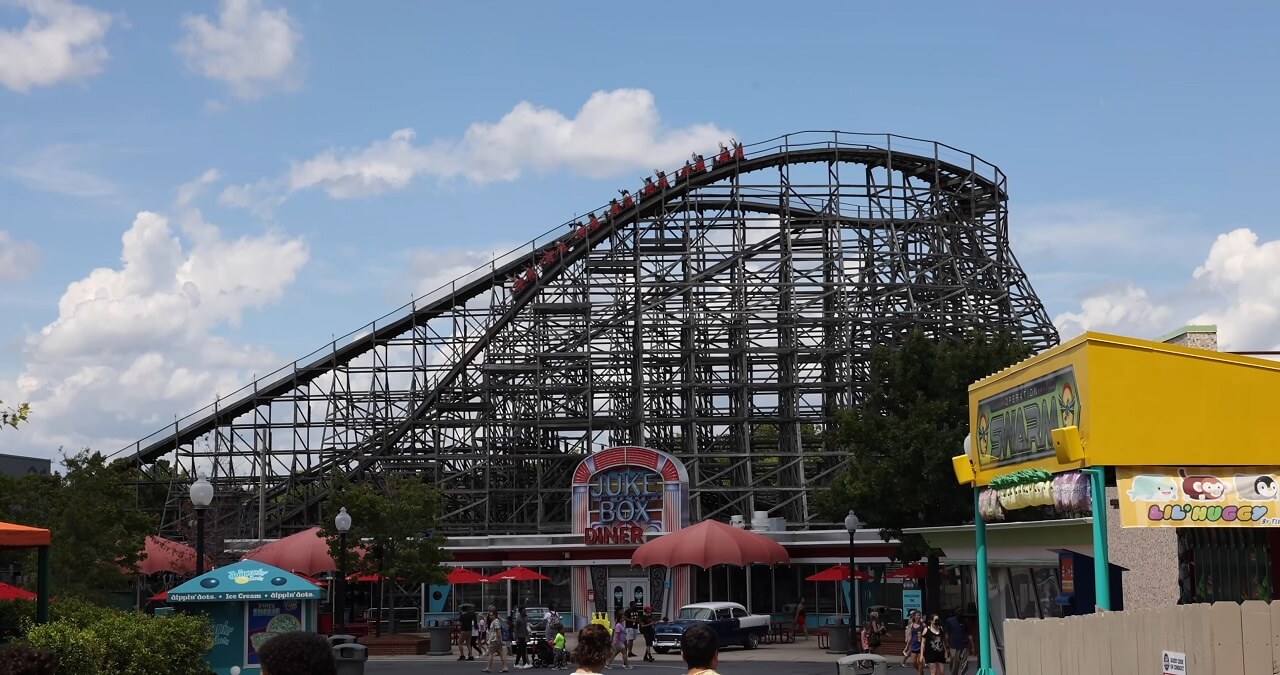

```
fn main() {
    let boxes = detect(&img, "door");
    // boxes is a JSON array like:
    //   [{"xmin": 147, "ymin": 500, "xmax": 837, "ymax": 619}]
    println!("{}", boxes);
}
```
[{"xmin": 607, "ymin": 577, "xmax": 647, "ymax": 615}]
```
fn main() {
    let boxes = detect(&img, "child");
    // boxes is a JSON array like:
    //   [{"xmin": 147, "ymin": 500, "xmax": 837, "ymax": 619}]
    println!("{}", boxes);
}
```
[
  {"xmin": 608, "ymin": 609, "xmax": 632, "ymax": 670},
  {"xmin": 553, "ymin": 626, "xmax": 567, "ymax": 670}
]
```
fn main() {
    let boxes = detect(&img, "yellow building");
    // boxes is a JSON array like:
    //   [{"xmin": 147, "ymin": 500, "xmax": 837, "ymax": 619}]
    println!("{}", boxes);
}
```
[{"xmin": 936, "ymin": 326, "xmax": 1280, "ymax": 674}]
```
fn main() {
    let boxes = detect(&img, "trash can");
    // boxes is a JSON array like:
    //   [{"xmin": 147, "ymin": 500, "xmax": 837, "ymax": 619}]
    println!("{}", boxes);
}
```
[
  {"xmin": 826, "ymin": 626, "xmax": 850, "ymax": 653},
  {"xmin": 427, "ymin": 619, "xmax": 453, "ymax": 656},
  {"xmin": 836, "ymin": 654, "xmax": 888, "ymax": 675},
  {"xmin": 328, "ymin": 634, "xmax": 358, "ymax": 647},
  {"xmin": 333, "ymin": 643, "xmax": 368, "ymax": 675}
]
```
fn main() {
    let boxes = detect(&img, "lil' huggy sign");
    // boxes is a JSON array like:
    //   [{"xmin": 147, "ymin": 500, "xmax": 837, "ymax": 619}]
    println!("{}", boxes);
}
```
[{"xmin": 1116, "ymin": 466, "xmax": 1280, "ymax": 528}]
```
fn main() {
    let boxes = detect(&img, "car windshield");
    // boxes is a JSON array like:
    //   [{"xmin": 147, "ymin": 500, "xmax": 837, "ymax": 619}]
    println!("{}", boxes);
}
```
[{"xmin": 678, "ymin": 607, "xmax": 716, "ymax": 621}]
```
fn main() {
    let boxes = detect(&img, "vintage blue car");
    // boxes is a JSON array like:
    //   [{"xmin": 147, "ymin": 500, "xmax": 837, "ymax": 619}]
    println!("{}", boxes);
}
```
[{"xmin": 651, "ymin": 601, "xmax": 771, "ymax": 653}]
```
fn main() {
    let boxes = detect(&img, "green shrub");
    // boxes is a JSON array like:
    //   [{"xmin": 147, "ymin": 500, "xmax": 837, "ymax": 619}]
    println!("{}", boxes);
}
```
[
  {"xmin": 21, "ymin": 608, "xmax": 212, "ymax": 675},
  {"xmin": 23, "ymin": 622, "xmax": 104, "ymax": 675},
  {"xmin": 0, "ymin": 600, "xmax": 34, "ymax": 642}
]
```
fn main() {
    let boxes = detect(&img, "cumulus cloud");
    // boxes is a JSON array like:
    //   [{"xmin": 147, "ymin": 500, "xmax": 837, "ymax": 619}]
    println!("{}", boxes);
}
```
[
  {"xmin": 223, "ymin": 88, "xmax": 732, "ymax": 205},
  {"xmin": 0, "ymin": 0, "xmax": 113, "ymax": 93},
  {"xmin": 1189, "ymin": 228, "xmax": 1280, "ymax": 350},
  {"xmin": 0, "ymin": 230, "xmax": 39, "ymax": 280},
  {"xmin": 0, "ymin": 207, "xmax": 307, "ymax": 458},
  {"xmin": 1051, "ymin": 227, "xmax": 1280, "ymax": 351},
  {"xmin": 175, "ymin": 0, "xmax": 302, "ymax": 99},
  {"xmin": 1053, "ymin": 284, "xmax": 1174, "ymax": 340}
]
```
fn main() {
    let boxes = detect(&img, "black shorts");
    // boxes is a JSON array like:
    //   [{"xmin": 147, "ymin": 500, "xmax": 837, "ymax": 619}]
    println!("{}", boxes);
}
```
[{"xmin": 641, "ymin": 629, "xmax": 655, "ymax": 644}]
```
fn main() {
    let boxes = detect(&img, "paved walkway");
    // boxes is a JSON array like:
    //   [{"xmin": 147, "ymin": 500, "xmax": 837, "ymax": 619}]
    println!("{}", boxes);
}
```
[{"xmin": 372, "ymin": 638, "xmax": 914, "ymax": 667}]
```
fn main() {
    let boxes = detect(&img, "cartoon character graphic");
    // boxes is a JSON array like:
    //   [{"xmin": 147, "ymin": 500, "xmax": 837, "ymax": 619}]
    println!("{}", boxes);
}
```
[
  {"xmin": 1234, "ymin": 475, "xmax": 1279, "ymax": 501},
  {"xmin": 1127, "ymin": 475, "xmax": 1179, "ymax": 501},
  {"xmin": 1179, "ymin": 469, "xmax": 1227, "ymax": 501}
]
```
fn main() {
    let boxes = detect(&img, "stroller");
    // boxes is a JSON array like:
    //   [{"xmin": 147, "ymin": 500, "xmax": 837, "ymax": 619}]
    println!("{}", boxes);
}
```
[{"xmin": 529, "ymin": 635, "xmax": 556, "ymax": 668}]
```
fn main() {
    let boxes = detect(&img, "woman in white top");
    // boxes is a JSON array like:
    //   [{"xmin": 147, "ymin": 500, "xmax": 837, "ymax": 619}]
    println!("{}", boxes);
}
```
[{"xmin": 483, "ymin": 608, "xmax": 509, "ymax": 673}]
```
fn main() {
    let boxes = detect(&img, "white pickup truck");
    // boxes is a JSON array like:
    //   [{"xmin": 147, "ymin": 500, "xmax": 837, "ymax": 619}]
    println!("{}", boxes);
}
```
[{"xmin": 651, "ymin": 601, "xmax": 771, "ymax": 652}]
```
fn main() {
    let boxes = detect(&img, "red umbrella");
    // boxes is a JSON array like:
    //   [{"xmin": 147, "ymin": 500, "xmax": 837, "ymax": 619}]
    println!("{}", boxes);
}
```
[
  {"xmin": 242, "ymin": 527, "xmax": 336, "ymax": 576},
  {"xmin": 136, "ymin": 536, "xmax": 198, "ymax": 576},
  {"xmin": 447, "ymin": 567, "xmax": 488, "ymax": 584},
  {"xmin": 886, "ymin": 563, "xmax": 928, "ymax": 580},
  {"xmin": 805, "ymin": 564, "xmax": 872, "ymax": 582},
  {"xmin": 484, "ymin": 566, "xmax": 550, "ymax": 582},
  {"xmin": 630, "ymin": 519, "xmax": 790, "ymax": 569},
  {"xmin": 147, "ymin": 590, "xmax": 168, "ymax": 603},
  {"xmin": 0, "ymin": 581, "xmax": 35, "ymax": 601}
]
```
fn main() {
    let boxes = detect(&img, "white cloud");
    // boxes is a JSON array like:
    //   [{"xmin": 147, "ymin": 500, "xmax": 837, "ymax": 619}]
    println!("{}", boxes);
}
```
[
  {"xmin": 1189, "ymin": 228, "xmax": 1280, "ymax": 350},
  {"xmin": 0, "ymin": 207, "xmax": 307, "ymax": 458},
  {"xmin": 0, "ymin": 230, "xmax": 39, "ymax": 280},
  {"xmin": 0, "ymin": 0, "xmax": 113, "ymax": 93},
  {"xmin": 1050, "ymin": 227, "xmax": 1280, "ymax": 351},
  {"xmin": 225, "ymin": 89, "xmax": 732, "ymax": 204},
  {"xmin": 1053, "ymin": 284, "xmax": 1174, "ymax": 340},
  {"xmin": 6, "ymin": 143, "xmax": 118, "ymax": 198},
  {"xmin": 175, "ymin": 168, "xmax": 220, "ymax": 208},
  {"xmin": 175, "ymin": 0, "xmax": 302, "ymax": 99},
  {"xmin": 408, "ymin": 245, "xmax": 515, "ymax": 298}
]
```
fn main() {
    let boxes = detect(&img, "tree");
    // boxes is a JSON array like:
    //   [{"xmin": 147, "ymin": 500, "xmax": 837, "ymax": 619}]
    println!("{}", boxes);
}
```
[
  {"xmin": 0, "ymin": 450, "xmax": 157, "ymax": 601},
  {"xmin": 321, "ymin": 474, "xmax": 451, "ymax": 634},
  {"xmin": 815, "ymin": 331, "xmax": 1031, "ymax": 605},
  {"xmin": 2, "ymin": 400, "xmax": 29, "ymax": 429}
]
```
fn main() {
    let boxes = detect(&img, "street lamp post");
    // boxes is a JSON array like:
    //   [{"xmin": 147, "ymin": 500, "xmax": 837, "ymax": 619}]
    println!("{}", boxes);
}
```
[
  {"xmin": 844, "ymin": 509, "xmax": 861, "ymax": 655},
  {"xmin": 189, "ymin": 476, "xmax": 214, "ymax": 575},
  {"xmin": 334, "ymin": 507, "xmax": 352, "ymax": 634}
]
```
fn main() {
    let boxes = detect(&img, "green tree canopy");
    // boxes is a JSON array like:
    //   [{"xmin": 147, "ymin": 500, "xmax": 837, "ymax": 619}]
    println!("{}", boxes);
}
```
[
  {"xmin": 320, "ymin": 474, "xmax": 450, "ymax": 588},
  {"xmin": 0, "ymin": 449, "xmax": 157, "ymax": 600},
  {"xmin": 816, "ymin": 330, "xmax": 1032, "ymax": 559}
]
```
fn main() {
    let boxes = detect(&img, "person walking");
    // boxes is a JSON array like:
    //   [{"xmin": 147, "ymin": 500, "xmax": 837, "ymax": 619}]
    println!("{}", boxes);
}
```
[
  {"xmin": 945, "ymin": 607, "xmax": 975, "ymax": 675},
  {"xmin": 514, "ymin": 606, "xmax": 530, "ymax": 669},
  {"xmin": 607, "ymin": 609, "xmax": 632, "ymax": 670},
  {"xmin": 794, "ymin": 597, "xmax": 808, "ymax": 639},
  {"xmin": 483, "ymin": 608, "xmax": 510, "ymax": 673},
  {"xmin": 459, "ymin": 604, "xmax": 478, "ymax": 661},
  {"xmin": 902, "ymin": 610, "xmax": 925, "ymax": 672},
  {"xmin": 640, "ymin": 604, "xmax": 656, "ymax": 662},
  {"xmin": 921, "ymin": 614, "xmax": 948, "ymax": 675}
]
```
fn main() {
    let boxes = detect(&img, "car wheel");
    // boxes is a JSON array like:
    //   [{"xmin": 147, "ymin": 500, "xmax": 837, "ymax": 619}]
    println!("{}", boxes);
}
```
[
  {"xmin": 655, "ymin": 648, "xmax": 669, "ymax": 655},
  {"xmin": 744, "ymin": 632, "xmax": 760, "ymax": 649}
]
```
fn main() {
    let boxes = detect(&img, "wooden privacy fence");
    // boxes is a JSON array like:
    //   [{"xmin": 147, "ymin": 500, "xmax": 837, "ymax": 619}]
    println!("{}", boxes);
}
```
[{"xmin": 1004, "ymin": 601, "xmax": 1280, "ymax": 675}]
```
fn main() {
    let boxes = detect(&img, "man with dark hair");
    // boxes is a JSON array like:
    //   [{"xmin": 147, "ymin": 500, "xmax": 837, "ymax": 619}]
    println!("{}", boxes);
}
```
[
  {"xmin": 459, "ymin": 603, "xmax": 478, "ymax": 661},
  {"xmin": 680, "ymin": 623, "xmax": 721, "ymax": 675},
  {"xmin": 945, "ymin": 606, "xmax": 975, "ymax": 675},
  {"xmin": 257, "ymin": 631, "xmax": 337, "ymax": 675}
]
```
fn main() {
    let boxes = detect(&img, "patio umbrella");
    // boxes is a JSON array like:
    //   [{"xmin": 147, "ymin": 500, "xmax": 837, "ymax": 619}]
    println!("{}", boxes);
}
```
[
  {"xmin": 805, "ymin": 565, "xmax": 871, "ymax": 620},
  {"xmin": 630, "ymin": 519, "xmax": 790, "ymax": 569},
  {"xmin": 486, "ymin": 566, "xmax": 550, "ymax": 614},
  {"xmin": 1, "ymin": 521, "xmax": 51, "ymax": 622},
  {"xmin": 886, "ymin": 563, "xmax": 928, "ymax": 579},
  {"xmin": 135, "ymin": 536, "xmax": 197, "ymax": 576},
  {"xmin": 448, "ymin": 567, "xmax": 488, "ymax": 585},
  {"xmin": 242, "ymin": 527, "xmax": 336, "ymax": 576},
  {"xmin": 147, "ymin": 590, "xmax": 168, "ymax": 603},
  {"xmin": 805, "ymin": 564, "xmax": 872, "ymax": 582},
  {"xmin": 0, "ymin": 581, "xmax": 35, "ymax": 601}
]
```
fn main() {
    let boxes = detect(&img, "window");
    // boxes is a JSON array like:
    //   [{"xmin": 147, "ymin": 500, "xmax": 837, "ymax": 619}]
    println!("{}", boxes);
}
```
[
  {"xmin": 715, "ymin": 608, "xmax": 732, "ymax": 621},
  {"xmin": 732, "ymin": 608, "xmax": 748, "ymax": 619}
]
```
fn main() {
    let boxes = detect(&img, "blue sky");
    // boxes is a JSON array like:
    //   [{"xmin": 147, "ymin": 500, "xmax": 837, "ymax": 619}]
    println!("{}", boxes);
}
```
[{"xmin": 3, "ymin": 0, "xmax": 1279, "ymax": 457}]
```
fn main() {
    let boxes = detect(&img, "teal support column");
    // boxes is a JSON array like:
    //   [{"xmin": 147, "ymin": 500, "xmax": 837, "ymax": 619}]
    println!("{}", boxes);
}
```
[
  {"xmin": 36, "ymin": 545, "xmax": 51, "ymax": 624},
  {"xmin": 1085, "ymin": 467, "xmax": 1112, "ymax": 611},
  {"xmin": 974, "ymin": 488, "xmax": 995, "ymax": 675}
]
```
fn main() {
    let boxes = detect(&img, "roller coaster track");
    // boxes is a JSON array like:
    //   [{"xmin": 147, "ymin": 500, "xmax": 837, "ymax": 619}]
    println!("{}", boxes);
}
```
[{"xmin": 115, "ymin": 131, "xmax": 1056, "ymax": 537}]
